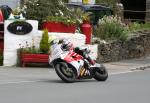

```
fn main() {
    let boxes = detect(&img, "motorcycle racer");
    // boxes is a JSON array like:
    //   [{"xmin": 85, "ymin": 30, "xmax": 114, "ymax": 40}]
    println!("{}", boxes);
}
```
[
  {"xmin": 48, "ymin": 35, "xmax": 95, "ymax": 65},
  {"xmin": 48, "ymin": 35, "xmax": 108, "ymax": 83}
]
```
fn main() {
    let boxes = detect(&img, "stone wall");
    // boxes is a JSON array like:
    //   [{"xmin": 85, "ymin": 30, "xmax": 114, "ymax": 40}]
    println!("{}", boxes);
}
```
[
  {"xmin": 146, "ymin": 0, "xmax": 150, "ymax": 23},
  {"xmin": 96, "ymin": 30, "xmax": 150, "ymax": 63}
]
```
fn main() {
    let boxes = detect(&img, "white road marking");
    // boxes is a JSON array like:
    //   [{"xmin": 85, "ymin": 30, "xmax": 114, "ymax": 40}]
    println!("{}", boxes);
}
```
[
  {"xmin": 0, "ymin": 80, "xmax": 45, "ymax": 85},
  {"xmin": 0, "ymin": 70, "xmax": 143, "ymax": 85},
  {"xmin": 109, "ymin": 70, "xmax": 141, "ymax": 75}
]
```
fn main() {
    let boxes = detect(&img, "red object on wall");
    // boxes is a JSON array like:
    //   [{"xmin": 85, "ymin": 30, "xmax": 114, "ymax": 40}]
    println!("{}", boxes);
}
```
[
  {"xmin": 0, "ymin": 22, "xmax": 4, "ymax": 51},
  {"xmin": 80, "ymin": 22, "xmax": 92, "ymax": 44},
  {"xmin": 42, "ymin": 22, "xmax": 76, "ymax": 33},
  {"xmin": 0, "ymin": 9, "xmax": 4, "ymax": 22},
  {"xmin": 0, "ymin": 41, "xmax": 4, "ymax": 50},
  {"xmin": 0, "ymin": 41, "xmax": 4, "ymax": 51}
]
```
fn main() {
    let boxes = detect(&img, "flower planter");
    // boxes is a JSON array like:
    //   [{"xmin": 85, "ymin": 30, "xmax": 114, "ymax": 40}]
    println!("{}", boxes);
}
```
[
  {"xmin": 21, "ymin": 53, "xmax": 49, "ymax": 67},
  {"xmin": 42, "ymin": 22, "xmax": 76, "ymax": 33}
]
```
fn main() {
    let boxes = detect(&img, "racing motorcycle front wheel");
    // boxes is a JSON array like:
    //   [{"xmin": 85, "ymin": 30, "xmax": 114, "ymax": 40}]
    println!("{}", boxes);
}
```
[
  {"xmin": 93, "ymin": 65, "xmax": 108, "ymax": 81},
  {"xmin": 54, "ymin": 62, "xmax": 77, "ymax": 83}
]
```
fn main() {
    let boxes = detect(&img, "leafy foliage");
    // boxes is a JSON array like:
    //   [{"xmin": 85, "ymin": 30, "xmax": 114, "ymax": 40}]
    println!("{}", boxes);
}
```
[
  {"xmin": 24, "ymin": 0, "xmax": 84, "ymax": 28},
  {"xmin": 19, "ymin": 40, "xmax": 40, "ymax": 54},
  {"xmin": 24, "ymin": 0, "xmax": 64, "ymax": 27},
  {"xmin": 44, "ymin": 16, "xmax": 76, "ymax": 26},
  {"xmin": 128, "ymin": 22, "xmax": 150, "ymax": 32},
  {"xmin": 12, "ymin": 7, "xmax": 21, "ymax": 15},
  {"xmin": 94, "ymin": 15, "xmax": 128, "ymax": 41},
  {"xmin": 62, "ymin": 0, "xmax": 68, "ymax": 3},
  {"xmin": 40, "ymin": 29, "xmax": 49, "ymax": 54}
]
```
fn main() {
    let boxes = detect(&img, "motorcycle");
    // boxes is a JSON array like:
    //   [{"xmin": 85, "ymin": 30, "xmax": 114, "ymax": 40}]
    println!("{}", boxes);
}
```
[{"xmin": 49, "ymin": 44, "xmax": 108, "ymax": 83}]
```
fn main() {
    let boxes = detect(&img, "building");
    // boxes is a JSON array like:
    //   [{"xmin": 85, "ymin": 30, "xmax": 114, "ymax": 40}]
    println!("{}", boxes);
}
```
[
  {"xmin": 0, "ymin": 0, "xmax": 21, "ymax": 9},
  {"xmin": 120, "ymin": 0, "xmax": 150, "ymax": 23},
  {"xmin": 69, "ymin": 0, "xmax": 95, "ymax": 4}
]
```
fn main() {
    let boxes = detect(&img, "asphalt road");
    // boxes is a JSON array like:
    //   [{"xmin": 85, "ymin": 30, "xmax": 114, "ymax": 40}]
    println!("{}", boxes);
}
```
[{"xmin": 0, "ymin": 68, "xmax": 150, "ymax": 103}]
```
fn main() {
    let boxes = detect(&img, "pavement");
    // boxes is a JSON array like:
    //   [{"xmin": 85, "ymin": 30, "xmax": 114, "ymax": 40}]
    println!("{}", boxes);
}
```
[
  {"xmin": 0, "ymin": 56, "xmax": 150, "ymax": 84},
  {"xmin": 104, "ymin": 56, "xmax": 150, "ymax": 74}
]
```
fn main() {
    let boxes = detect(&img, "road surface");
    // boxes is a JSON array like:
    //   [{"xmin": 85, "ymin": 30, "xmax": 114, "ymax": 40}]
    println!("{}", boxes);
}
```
[{"xmin": 0, "ymin": 68, "xmax": 149, "ymax": 103}]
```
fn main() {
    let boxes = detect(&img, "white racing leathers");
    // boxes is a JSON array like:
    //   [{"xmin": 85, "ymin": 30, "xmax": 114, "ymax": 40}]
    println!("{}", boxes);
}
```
[
  {"xmin": 49, "ymin": 44, "xmax": 63, "ymax": 63},
  {"xmin": 49, "ymin": 43, "xmax": 84, "ymax": 75}
]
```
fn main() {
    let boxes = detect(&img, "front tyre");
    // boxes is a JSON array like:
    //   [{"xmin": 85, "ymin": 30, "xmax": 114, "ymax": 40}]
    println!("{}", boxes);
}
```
[
  {"xmin": 55, "ymin": 62, "xmax": 76, "ymax": 83},
  {"xmin": 93, "ymin": 65, "xmax": 108, "ymax": 81}
]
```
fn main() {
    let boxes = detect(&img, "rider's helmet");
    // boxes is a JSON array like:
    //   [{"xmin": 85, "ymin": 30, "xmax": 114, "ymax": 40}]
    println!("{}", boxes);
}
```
[
  {"xmin": 48, "ymin": 35, "xmax": 59, "ymax": 46},
  {"xmin": 61, "ymin": 39, "xmax": 73, "ymax": 51}
]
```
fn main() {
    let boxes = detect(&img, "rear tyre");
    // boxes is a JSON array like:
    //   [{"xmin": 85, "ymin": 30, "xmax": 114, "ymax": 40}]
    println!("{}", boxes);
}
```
[
  {"xmin": 93, "ymin": 65, "xmax": 108, "ymax": 81},
  {"xmin": 55, "ymin": 62, "xmax": 76, "ymax": 83}
]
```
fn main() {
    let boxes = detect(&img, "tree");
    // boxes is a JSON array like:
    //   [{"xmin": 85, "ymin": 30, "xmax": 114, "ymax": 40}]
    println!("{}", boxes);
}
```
[
  {"xmin": 62, "ymin": 0, "xmax": 68, "ymax": 3},
  {"xmin": 24, "ymin": 0, "xmax": 85, "ymax": 29},
  {"xmin": 24, "ymin": 0, "xmax": 70, "ymax": 28}
]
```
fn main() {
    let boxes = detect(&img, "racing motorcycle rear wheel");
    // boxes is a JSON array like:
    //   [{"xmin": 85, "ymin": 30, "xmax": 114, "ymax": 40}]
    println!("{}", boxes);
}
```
[
  {"xmin": 93, "ymin": 65, "xmax": 108, "ymax": 81},
  {"xmin": 54, "ymin": 62, "xmax": 77, "ymax": 83}
]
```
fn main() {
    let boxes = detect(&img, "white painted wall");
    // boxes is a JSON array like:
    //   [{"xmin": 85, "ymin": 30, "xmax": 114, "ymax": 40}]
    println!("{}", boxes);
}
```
[
  {"xmin": 69, "ymin": 0, "xmax": 95, "ymax": 4},
  {"xmin": 69, "ymin": 0, "xmax": 82, "ymax": 3},
  {"xmin": 4, "ymin": 20, "xmax": 38, "ymax": 66},
  {"xmin": 3, "ymin": 20, "xmax": 86, "ymax": 66}
]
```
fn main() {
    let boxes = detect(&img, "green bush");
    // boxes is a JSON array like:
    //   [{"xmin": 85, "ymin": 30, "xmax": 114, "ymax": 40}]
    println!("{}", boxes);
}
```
[
  {"xmin": 128, "ymin": 22, "xmax": 150, "ymax": 32},
  {"xmin": 44, "ymin": 16, "xmax": 76, "ymax": 26},
  {"xmin": 40, "ymin": 29, "xmax": 49, "ymax": 54},
  {"xmin": 24, "ymin": 0, "xmax": 83, "ymax": 28},
  {"xmin": 24, "ymin": 0, "xmax": 67, "ymax": 27},
  {"xmin": 94, "ymin": 15, "xmax": 128, "ymax": 41}
]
